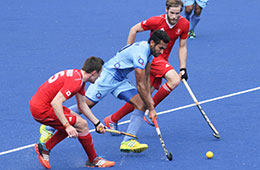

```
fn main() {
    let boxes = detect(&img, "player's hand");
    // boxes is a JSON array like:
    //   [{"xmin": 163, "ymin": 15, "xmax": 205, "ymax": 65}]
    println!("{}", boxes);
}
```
[
  {"xmin": 65, "ymin": 125, "xmax": 78, "ymax": 138},
  {"xmin": 180, "ymin": 68, "xmax": 188, "ymax": 80},
  {"xmin": 149, "ymin": 109, "xmax": 157, "ymax": 121},
  {"xmin": 95, "ymin": 121, "xmax": 106, "ymax": 134}
]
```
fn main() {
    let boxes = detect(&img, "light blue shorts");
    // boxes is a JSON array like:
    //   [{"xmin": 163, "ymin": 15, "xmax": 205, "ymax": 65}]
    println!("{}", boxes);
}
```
[
  {"xmin": 85, "ymin": 69, "xmax": 137, "ymax": 103},
  {"xmin": 183, "ymin": 0, "xmax": 208, "ymax": 8}
]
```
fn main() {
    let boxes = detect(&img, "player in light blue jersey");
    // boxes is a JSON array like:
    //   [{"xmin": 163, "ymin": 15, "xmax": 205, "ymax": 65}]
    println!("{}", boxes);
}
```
[
  {"xmin": 182, "ymin": 0, "xmax": 208, "ymax": 38},
  {"xmin": 85, "ymin": 30, "xmax": 169, "ymax": 153},
  {"xmin": 38, "ymin": 30, "xmax": 170, "ymax": 154}
]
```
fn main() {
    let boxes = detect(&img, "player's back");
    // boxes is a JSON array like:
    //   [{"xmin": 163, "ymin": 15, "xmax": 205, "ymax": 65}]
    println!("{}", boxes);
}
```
[{"xmin": 30, "ymin": 69, "xmax": 83, "ymax": 108}]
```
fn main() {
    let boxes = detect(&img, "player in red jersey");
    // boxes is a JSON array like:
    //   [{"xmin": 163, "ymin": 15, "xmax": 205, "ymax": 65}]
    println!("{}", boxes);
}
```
[
  {"xmin": 104, "ymin": 0, "xmax": 189, "ymax": 129},
  {"xmin": 30, "ymin": 56, "xmax": 115, "ymax": 169}
]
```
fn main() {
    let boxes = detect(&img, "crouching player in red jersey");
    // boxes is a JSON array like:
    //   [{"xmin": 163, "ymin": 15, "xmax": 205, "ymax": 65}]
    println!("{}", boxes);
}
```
[
  {"xmin": 104, "ymin": 0, "xmax": 190, "ymax": 129},
  {"xmin": 29, "ymin": 56, "xmax": 115, "ymax": 169}
]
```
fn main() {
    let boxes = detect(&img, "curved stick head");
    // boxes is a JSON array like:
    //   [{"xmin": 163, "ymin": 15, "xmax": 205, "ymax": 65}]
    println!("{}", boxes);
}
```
[{"xmin": 167, "ymin": 152, "xmax": 173, "ymax": 161}]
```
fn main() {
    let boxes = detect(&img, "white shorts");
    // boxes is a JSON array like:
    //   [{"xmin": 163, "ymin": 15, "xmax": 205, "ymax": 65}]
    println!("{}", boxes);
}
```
[
  {"xmin": 183, "ymin": 0, "xmax": 208, "ymax": 8},
  {"xmin": 85, "ymin": 69, "xmax": 137, "ymax": 103}
]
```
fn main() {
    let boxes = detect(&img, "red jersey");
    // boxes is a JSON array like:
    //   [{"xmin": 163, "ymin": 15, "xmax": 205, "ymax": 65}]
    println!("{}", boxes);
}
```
[
  {"xmin": 30, "ymin": 69, "xmax": 86, "ymax": 111},
  {"xmin": 141, "ymin": 14, "xmax": 189, "ymax": 61}
]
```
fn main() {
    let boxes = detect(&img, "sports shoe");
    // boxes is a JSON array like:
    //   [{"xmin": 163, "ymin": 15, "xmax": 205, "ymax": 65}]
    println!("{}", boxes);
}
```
[
  {"xmin": 39, "ymin": 125, "xmax": 54, "ymax": 143},
  {"xmin": 86, "ymin": 156, "xmax": 115, "ymax": 168},
  {"xmin": 104, "ymin": 116, "xmax": 121, "ymax": 136},
  {"xmin": 120, "ymin": 139, "xmax": 148, "ymax": 153},
  {"xmin": 188, "ymin": 30, "xmax": 196, "ymax": 39},
  {"xmin": 35, "ymin": 143, "xmax": 51, "ymax": 169}
]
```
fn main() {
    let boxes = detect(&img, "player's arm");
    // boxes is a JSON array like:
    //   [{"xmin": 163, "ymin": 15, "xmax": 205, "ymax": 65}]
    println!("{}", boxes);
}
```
[
  {"xmin": 144, "ymin": 63, "xmax": 158, "ymax": 120},
  {"xmin": 134, "ymin": 66, "xmax": 155, "ymax": 112},
  {"xmin": 179, "ymin": 38, "xmax": 187, "ymax": 69},
  {"xmin": 127, "ymin": 23, "xmax": 144, "ymax": 45},
  {"xmin": 51, "ymin": 91, "xmax": 78, "ymax": 137},
  {"xmin": 178, "ymin": 38, "xmax": 188, "ymax": 79},
  {"xmin": 76, "ymin": 93, "xmax": 105, "ymax": 133},
  {"xmin": 51, "ymin": 92, "xmax": 70, "ymax": 126}
]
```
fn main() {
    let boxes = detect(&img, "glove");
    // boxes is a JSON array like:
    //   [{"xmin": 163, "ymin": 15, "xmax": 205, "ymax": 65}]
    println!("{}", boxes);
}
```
[{"xmin": 180, "ymin": 68, "xmax": 188, "ymax": 80}]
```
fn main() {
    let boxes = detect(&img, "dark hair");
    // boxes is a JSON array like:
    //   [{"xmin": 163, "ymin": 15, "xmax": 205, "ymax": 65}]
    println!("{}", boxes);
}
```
[
  {"xmin": 82, "ymin": 56, "xmax": 104, "ymax": 73},
  {"xmin": 148, "ymin": 30, "xmax": 170, "ymax": 45},
  {"xmin": 166, "ymin": 0, "xmax": 183, "ymax": 11}
]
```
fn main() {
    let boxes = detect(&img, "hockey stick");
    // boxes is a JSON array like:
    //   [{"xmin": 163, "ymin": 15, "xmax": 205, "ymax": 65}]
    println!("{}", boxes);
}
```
[
  {"xmin": 182, "ymin": 79, "xmax": 221, "ymax": 139},
  {"xmin": 105, "ymin": 128, "xmax": 138, "ymax": 139},
  {"xmin": 153, "ymin": 118, "xmax": 173, "ymax": 161}
]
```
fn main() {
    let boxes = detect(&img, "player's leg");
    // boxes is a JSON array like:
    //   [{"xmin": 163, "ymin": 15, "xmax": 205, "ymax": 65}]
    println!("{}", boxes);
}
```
[
  {"xmin": 152, "ymin": 69, "xmax": 180, "ymax": 107},
  {"xmin": 116, "ymin": 87, "xmax": 148, "ymax": 153},
  {"xmin": 189, "ymin": 3, "xmax": 202, "ymax": 36},
  {"xmin": 189, "ymin": 0, "xmax": 208, "ymax": 38},
  {"xmin": 38, "ymin": 101, "xmax": 89, "ymax": 144},
  {"xmin": 106, "ymin": 81, "xmax": 148, "ymax": 152},
  {"xmin": 38, "ymin": 91, "xmax": 99, "ymax": 144},
  {"xmin": 107, "ymin": 102, "xmax": 134, "ymax": 125},
  {"xmin": 150, "ymin": 57, "xmax": 179, "ymax": 107},
  {"xmin": 183, "ymin": 0, "xmax": 194, "ymax": 21},
  {"xmin": 31, "ymin": 105, "xmax": 76, "ymax": 169},
  {"xmin": 73, "ymin": 115, "xmax": 115, "ymax": 167}
]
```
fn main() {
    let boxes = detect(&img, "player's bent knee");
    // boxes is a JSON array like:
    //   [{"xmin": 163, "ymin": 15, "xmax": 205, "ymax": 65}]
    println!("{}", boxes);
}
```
[
  {"xmin": 168, "ymin": 78, "xmax": 180, "ymax": 87},
  {"xmin": 75, "ymin": 117, "xmax": 89, "ymax": 133},
  {"xmin": 165, "ymin": 71, "xmax": 180, "ymax": 89}
]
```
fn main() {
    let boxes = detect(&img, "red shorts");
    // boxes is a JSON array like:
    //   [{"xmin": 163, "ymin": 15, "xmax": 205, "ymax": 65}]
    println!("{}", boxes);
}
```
[
  {"xmin": 150, "ymin": 57, "xmax": 174, "ymax": 89},
  {"xmin": 30, "ymin": 104, "xmax": 77, "ymax": 130}
]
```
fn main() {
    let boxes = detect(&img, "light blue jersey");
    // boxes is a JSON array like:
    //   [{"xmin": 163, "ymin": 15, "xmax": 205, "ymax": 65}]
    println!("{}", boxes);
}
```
[
  {"xmin": 85, "ymin": 41, "xmax": 153, "ymax": 103},
  {"xmin": 104, "ymin": 41, "xmax": 153, "ymax": 81}
]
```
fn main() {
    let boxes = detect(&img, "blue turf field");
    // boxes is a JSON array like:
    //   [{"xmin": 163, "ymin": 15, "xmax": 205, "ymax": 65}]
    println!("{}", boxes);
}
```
[{"xmin": 1, "ymin": 0, "xmax": 260, "ymax": 169}]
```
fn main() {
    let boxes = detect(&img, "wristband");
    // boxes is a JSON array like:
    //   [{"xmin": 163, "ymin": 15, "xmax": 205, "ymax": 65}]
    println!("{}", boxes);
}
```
[
  {"xmin": 94, "ymin": 121, "xmax": 101, "ymax": 127},
  {"xmin": 180, "ymin": 68, "xmax": 186, "ymax": 72},
  {"xmin": 64, "ymin": 122, "xmax": 71, "ymax": 129}
]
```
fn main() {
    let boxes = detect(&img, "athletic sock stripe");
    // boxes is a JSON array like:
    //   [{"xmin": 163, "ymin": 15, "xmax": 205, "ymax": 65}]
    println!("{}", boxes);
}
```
[{"xmin": 163, "ymin": 83, "xmax": 172, "ymax": 92}]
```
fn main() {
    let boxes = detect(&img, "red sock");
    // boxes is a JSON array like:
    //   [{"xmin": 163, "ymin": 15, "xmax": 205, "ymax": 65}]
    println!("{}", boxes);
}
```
[
  {"xmin": 111, "ymin": 102, "xmax": 134, "ymax": 123},
  {"xmin": 153, "ymin": 83, "xmax": 173, "ymax": 107},
  {"xmin": 78, "ymin": 133, "xmax": 97, "ymax": 163},
  {"xmin": 45, "ymin": 130, "xmax": 68, "ymax": 151}
]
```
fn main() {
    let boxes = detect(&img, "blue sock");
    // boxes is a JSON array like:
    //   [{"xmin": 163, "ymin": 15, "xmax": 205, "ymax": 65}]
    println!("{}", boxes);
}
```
[
  {"xmin": 123, "ymin": 110, "xmax": 144, "ymax": 142},
  {"xmin": 69, "ymin": 104, "xmax": 80, "ymax": 114},
  {"xmin": 190, "ymin": 14, "xmax": 200, "ymax": 31},
  {"xmin": 45, "ymin": 126, "xmax": 55, "ymax": 133},
  {"xmin": 184, "ymin": 11, "xmax": 192, "ymax": 21}
]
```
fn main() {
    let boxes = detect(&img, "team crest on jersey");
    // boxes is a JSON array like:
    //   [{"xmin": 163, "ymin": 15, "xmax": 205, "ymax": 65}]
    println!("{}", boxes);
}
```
[
  {"xmin": 114, "ymin": 62, "xmax": 120, "ymax": 69},
  {"xmin": 176, "ymin": 28, "xmax": 181, "ymax": 35},
  {"xmin": 65, "ymin": 90, "xmax": 71, "ymax": 97},
  {"xmin": 138, "ymin": 57, "xmax": 144, "ymax": 65},
  {"xmin": 96, "ymin": 91, "xmax": 102, "ymax": 99}
]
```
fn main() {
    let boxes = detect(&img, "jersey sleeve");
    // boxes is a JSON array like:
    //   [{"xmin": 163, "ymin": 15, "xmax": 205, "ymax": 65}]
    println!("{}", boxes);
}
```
[
  {"xmin": 180, "ymin": 20, "xmax": 190, "ymax": 40},
  {"xmin": 148, "ymin": 55, "xmax": 154, "ymax": 63},
  {"xmin": 133, "ymin": 53, "xmax": 148, "ymax": 70},
  {"xmin": 141, "ymin": 16, "xmax": 161, "ymax": 31}
]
